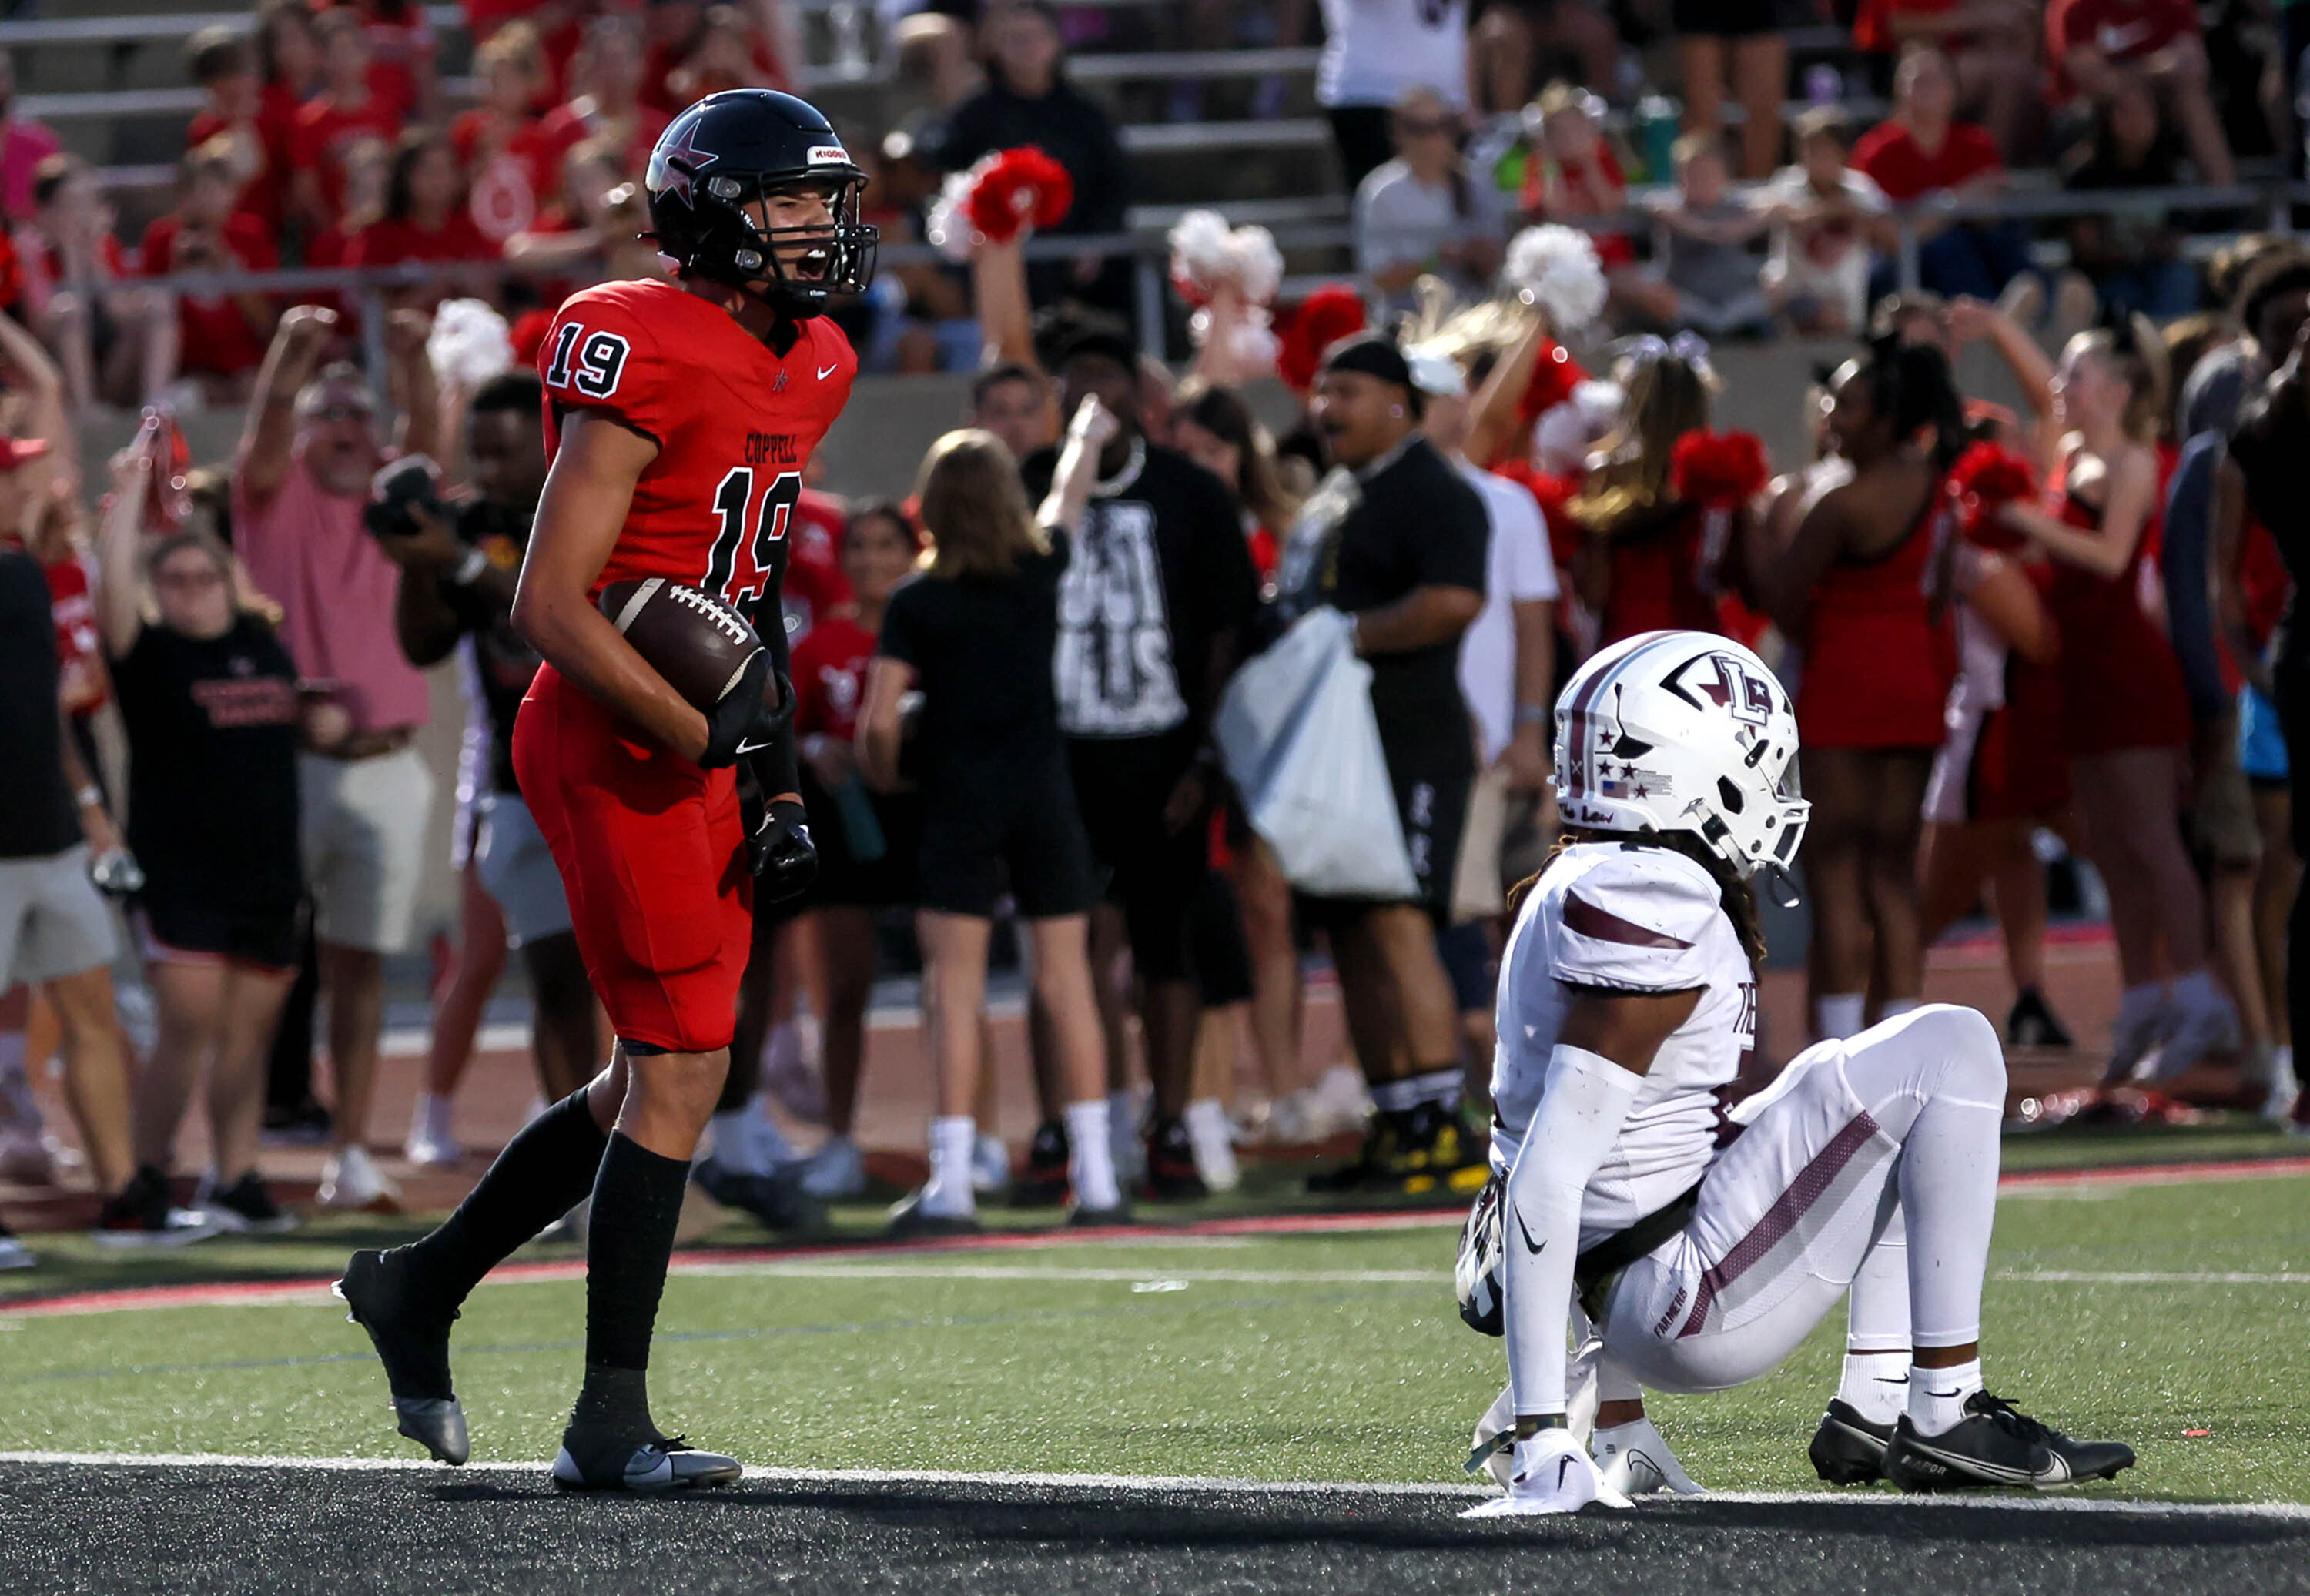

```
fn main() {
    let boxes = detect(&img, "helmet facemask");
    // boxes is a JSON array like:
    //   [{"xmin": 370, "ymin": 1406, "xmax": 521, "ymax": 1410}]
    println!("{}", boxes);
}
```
[{"xmin": 677, "ymin": 170, "xmax": 879, "ymax": 314}]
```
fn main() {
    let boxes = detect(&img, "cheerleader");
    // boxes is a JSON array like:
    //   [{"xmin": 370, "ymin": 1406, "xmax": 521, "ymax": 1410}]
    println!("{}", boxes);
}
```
[{"xmin": 1746, "ymin": 338, "xmax": 1965, "ymax": 1040}]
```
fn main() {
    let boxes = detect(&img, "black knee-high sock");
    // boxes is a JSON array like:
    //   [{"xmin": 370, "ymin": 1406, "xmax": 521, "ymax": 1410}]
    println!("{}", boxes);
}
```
[
  {"xmin": 404, "ymin": 1089, "xmax": 608, "ymax": 1309},
  {"xmin": 567, "ymin": 1132, "xmax": 691, "ymax": 1447}
]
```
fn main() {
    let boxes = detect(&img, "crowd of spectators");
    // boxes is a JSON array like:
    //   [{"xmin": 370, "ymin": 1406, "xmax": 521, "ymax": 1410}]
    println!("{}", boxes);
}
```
[{"xmin": 5, "ymin": 0, "xmax": 2310, "ymax": 1260}]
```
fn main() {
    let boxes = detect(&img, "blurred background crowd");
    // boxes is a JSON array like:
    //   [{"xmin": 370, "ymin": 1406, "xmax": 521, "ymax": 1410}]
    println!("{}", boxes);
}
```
[{"xmin": 4, "ymin": 0, "xmax": 2310, "ymax": 1260}]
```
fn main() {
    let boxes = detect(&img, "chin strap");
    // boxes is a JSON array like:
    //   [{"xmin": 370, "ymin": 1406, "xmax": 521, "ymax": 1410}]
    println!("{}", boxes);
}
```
[{"xmin": 1762, "ymin": 861, "xmax": 1802, "ymax": 910}]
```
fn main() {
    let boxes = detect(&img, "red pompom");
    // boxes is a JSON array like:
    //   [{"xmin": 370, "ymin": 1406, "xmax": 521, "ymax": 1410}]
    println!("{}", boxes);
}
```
[
  {"xmin": 965, "ymin": 147, "xmax": 1073, "ymax": 246},
  {"xmin": 510, "ymin": 307, "xmax": 554, "ymax": 370},
  {"xmin": 1274, "ymin": 284, "xmax": 1367, "ymax": 395},
  {"xmin": 1949, "ymin": 440, "xmax": 2037, "ymax": 549},
  {"xmin": 1669, "ymin": 430, "xmax": 1770, "ymax": 509},
  {"xmin": 1516, "ymin": 340, "xmax": 1589, "ymax": 423}
]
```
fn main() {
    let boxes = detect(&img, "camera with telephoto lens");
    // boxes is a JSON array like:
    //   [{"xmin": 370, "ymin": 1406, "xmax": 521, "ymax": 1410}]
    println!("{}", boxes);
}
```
[{"xmin": 363, "ymin": 454, "xmax": 447, "ymax": 540}]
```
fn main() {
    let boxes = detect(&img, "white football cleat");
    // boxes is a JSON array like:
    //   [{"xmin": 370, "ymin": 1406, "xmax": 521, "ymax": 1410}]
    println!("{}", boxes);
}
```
[
  {"xmin": 318, "ymin": 1146, "xmax": 400, "ymax": 1213},
  {"xmin": 1594, "ymin": 1417, "xmax": 1705, "ymax": 1497},
  {"xmin": 1460, "ymin": 1429, "xmax": 1631, "ymax": 1517}
]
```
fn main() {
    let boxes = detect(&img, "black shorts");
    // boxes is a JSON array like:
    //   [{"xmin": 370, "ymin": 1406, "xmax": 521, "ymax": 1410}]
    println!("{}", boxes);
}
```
[
  {"xmin": 1298, "ymin": 726, "xmax": 1474, "ymax": 932},
  {"xmin": 1070, "ymin": 734, "xmax": 1210, "ymax": 984},
  {"xmin": 138, "ymin": 896, "xmax": 302, "ymax": 974},
  {"xmin": 1669, "ymin": 0, "xmax": 1778, "ymax": 35},
  {"xmin": 1190, "ymin": 868, "xmax": 1254, "ymax": 1008},
  {"xmin": 802, "ymin": 772, "xmax": 922, "ymax": 909},
  {"xmin": 1435, "ymin": 919, "xmax": 1495, "ymax": 1015},
  {"xmin": 916, "ymin": 755, "xmax": 1099, "ymax": 920}
]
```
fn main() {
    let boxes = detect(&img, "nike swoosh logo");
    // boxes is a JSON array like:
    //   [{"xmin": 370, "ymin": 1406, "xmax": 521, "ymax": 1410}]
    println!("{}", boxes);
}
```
[
  {"xmin": 817, "ymin": 363, "xmax": 839, "ymax": 380},
  {"xmin": 1555, "ymin": 1457, "xmax": 1573, "ymax": 1491},
  {"xmin": 1872, "ymin": 1377, "xmax": 1910, "ymax": 1385},
  {"xmin": 735, "ymin": 737, "xmax": 774, "ymax": 755},
  {"xmin": 1515, "ymin": 1210, "xmax": 1546, "ymax": 1257}
]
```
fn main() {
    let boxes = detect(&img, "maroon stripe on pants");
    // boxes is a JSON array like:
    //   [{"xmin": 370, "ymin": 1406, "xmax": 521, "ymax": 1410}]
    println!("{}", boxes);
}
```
[{"xmin": 1677, "ymin": 1109, "xmax": 1882, "ymax": 1339}]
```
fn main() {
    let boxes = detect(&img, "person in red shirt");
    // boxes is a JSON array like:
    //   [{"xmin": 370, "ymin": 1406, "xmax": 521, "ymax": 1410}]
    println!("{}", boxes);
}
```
[
  {"xmin": 785, "ymin": 500, "xmax": 917, "ymax": 1200},
  {"xmin": 140, "ymin": 142, "xmax": 280, "ymax": 407},
  {"xmin": 348, "ymin": 131, "xmax": 501, "ymax": 311},
  {"xmin": 1850, "ymin": 0, "xmax": 2039, "ymax": 160},
  {"xmin": 290, "ymin": 8, "xmax": 407, "ymax": 239},
  {"xmin": 452, "ymin": 21, "xmax": 559, "ymax": 246},
  {"xmin": 538, "ymin": 15, "xmax": 673, "ymax": 183},
  {"xmin": 22, "ymin": 155, "xmax": 172, "ymax": 416},
  {"xmin": 2047, "ymin": 0, "xmax": 2235, "ymax": 186},
  {"xmin": 1852, "ymin": 43, "xmax": 2030, "ymax": 303},
  {"xmin": 182, "ymin": 29, "xmax": 282, "ymax": 233},
  {"xmin": 647, "ymin": 2, "xmax": 797, "ymax": 114},
  {"xmin": 321, "ymin": 0, "xmax": 438, "ymax": 125},
  {"xmin": 334, "ymin": 90, "xmax": 876, "ymax": 1492}
]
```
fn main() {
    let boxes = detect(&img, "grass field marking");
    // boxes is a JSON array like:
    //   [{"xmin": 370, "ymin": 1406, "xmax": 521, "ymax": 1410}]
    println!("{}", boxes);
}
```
[
  {"xmin": 671, "ymin": 1263, "xmax": 1449, "ymax": 1285},
  {"xmin": 7, "ymin": 1451, "xmax": 2310, "ymax": 1519},
  {"xmin": 1995, "ymin": 1270, "xmax": 2310, "ymax": 1285}
]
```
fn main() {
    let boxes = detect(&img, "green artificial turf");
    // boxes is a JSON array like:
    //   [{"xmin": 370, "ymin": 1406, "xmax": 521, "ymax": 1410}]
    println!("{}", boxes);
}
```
[{"xmin": 2, "ymin": 1166, "xmax": 2305, "ymax": 1504}]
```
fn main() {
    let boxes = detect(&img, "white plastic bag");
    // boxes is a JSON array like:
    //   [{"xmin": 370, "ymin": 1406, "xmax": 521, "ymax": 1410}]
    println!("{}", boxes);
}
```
[{"xmin": 1217, "ymin": 608, "xmax": 1419, "ymax": 901}]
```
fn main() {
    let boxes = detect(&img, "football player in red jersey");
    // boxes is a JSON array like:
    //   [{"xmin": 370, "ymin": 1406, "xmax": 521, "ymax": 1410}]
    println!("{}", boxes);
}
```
[{"xmin": 335, "ymin": 89, "xmax": 875, "ymax": 1494}]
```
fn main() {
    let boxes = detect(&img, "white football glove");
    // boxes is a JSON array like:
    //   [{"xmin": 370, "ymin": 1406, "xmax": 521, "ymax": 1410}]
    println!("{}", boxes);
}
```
[
  {"xmin": 1460, "ymin": 1427, "xmax": 1632, "ymax": 1518},
  {"xmin": 1594, "ymin": 1416, "xmax": 1706, "ymax": 1497}
]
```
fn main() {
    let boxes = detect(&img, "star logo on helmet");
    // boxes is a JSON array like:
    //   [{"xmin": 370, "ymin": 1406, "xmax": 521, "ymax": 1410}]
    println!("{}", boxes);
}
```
[{"xmin": 654, "ymin": 118, "xmax": 715, "ymax": 204}]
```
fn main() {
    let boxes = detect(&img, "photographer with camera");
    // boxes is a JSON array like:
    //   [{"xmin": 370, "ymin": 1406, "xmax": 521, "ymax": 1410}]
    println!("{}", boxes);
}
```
[
  {"xmin": 95, "ymin": 421, "xmax": 303, "ymax": 1236},
  {"xmin": 232, "ymin": 301, "xmax": 438, "ymax": 1212},
  {"xmin": 382, "ymin": 370, "xmax": 598, "ymax": 1153}
]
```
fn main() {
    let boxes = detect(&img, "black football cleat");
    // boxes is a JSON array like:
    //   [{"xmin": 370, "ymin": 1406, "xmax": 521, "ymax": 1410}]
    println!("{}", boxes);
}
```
[
  {"xmin": 691, "ymin": 1159, "xmax": 824, "ymax": 1233},
  {"xmin": 1883, "ymin": 1391, "xmax": 2136, "ymax": 1492},
  {"xmin": 335, "ymin": 1247, "xmax": 468, "ymax": 1466},
  {"xmin": 1307, "ymin": 1114, "xmax": 1398, "ymax": 1193},
  {"xmin": 886, "ymin": 1186, "xmax": 983, "ymax": 1240},
  {"xmin": 1141, "ymin": 1117, "xmax": 1206, "ymax": 1202},
  {"xmin": 1065, "ymin": 1200, "xmax": 1135, "ymax": 1228},
  {"xmin": 1009, "ymin": 1119, "xmax": 1070, "ymax": 1208},
  {"xmin": 1810, "ymin": 1400, "xmax": 1895, "ymax": 1485},
  {"xmin": 552, "ymin": 1434, "xmax": 743, "ymax": 1494}
]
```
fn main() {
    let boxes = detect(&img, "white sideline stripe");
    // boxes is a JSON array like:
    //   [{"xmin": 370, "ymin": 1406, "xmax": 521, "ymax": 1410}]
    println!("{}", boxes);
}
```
[
  {"xmin": 670, "ymin": 1263, "xmax": 1445, "ymax": 1284},
  {"xmin": 1996, "ymin": 1269, "xmax": 2310, "ymax": 1285},
  {"xmin": 2, "ymin": 1452, "xmax": 2306, "ymax": 1517}
]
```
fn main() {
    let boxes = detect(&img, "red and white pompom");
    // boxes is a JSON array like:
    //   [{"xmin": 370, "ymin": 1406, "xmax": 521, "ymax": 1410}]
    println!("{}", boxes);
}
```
[
  {"xmin": 1669, "ymin": 430, "xmax": 1771, "ymax": 509},
  {"xmin": 1168, "ymin": 209, "xmax": 1284, "ymax": 308},
  {"xmin": 926, "ymin": 146, "xmax": 1075, "ymax": 263},
  {"xmin": 1274, "ymin": 284, "xmax": 1368, "ymax": 395}
]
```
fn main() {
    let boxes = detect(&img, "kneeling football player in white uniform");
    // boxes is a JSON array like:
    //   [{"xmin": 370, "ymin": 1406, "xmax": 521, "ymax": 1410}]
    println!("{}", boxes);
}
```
[{"xmin": 1461, "ymin": 631, "xmax": 2133, "ymax": 1516}]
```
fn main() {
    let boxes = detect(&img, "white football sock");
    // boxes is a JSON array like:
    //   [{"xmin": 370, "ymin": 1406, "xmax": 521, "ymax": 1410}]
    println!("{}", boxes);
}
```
[
  {"xmin": 1064, "ymin": 1098, "xmax": 1122, "ymax": 1210},
  {"xmin": 926, "ymin": 1115, "xmax": 977, "ymax": 1216},
  {"xmin": 1907, "ymin": 1357, "xmax": 1983, "ymax": 1437},
  {"xmin": 1410, "ymin": 1067, "xmax": 1463, "ymax": 1109},
  {"xmin": 1368, "ymin": 1076, "xmax": 1422, "ymax": 1114},
  {"xmin": 1815, "ymin": 993, "xmax": 1866, "ymax": 1041},
  {"xmin": 1839, "ymin": 1352, "xmax": 1912, "ymax": 1427}
]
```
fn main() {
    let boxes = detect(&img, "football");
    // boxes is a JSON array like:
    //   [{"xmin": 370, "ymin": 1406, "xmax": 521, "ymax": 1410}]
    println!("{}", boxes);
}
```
[{"xmin": 598, "ymin": 577, "xmax": 764, "ymax": 711}]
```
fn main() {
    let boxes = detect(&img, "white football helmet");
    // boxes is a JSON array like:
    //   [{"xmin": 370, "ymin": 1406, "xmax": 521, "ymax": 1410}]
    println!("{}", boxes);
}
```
[{"xmin": 1552, "ymin": 630, "xmax": 1809, "ymax": 883}]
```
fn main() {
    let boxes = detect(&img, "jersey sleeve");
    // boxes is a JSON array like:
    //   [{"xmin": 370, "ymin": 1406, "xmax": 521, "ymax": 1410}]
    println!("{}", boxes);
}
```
[
  {"xmin": 1548, "ymin": 851, "xmax": 1724, "ymax": 994},
  {"xmin": 536, "ymin": 289, "xmax": 675, "ymax": 446}
]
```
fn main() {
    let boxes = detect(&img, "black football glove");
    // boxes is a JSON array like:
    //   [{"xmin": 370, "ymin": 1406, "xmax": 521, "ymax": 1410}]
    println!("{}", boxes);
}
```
[
  {"xmin": 697, "ymin": 650, "xmax": 774, "ymax": 770},
  {"xmin": 747, "ymin": 795, "xmax": 818, "ymax": 904}
]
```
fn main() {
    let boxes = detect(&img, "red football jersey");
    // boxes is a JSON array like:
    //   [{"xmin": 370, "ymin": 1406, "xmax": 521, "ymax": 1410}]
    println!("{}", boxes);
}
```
[
  {"xmin": 791, "ymin": 611, "xmax": 876, "ymax": 742},
  {"xmin": 538, "ymin": 278, "xmax": 858, "ymax": 633},
  {"xmin": 781, "ymin": 487, "xmax": 853, "ymax": 645}
]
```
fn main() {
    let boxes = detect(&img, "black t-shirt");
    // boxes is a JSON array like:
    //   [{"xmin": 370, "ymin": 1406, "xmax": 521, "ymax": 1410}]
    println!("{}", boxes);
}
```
[
  {"xmin": 1274, "ymin": 436, "xmax": 1489, "ymax": 735},
  {"xmin": 0, "ymin": 547, "xmax": 76, "ymax": 859},
  {"xmin": 877, "ymin": 533, "xmax": 1071, "ymax": 784},
  {"xmin": 1019, "ymin": 442, "xmax": 1260, "ymax": 745},
  {"xmin": 445, "ymin": 584, "xmax": 540, "ymax": 795},
  {"xmin": 111, "ymin": 615, "xmax": 303, "ymax": 908}
]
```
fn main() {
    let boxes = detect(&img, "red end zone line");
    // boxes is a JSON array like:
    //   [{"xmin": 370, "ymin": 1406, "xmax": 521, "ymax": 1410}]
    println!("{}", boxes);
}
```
[{"xmin": 8, "ymin": 1158, "xmax": 2308, "ymax": 1321}]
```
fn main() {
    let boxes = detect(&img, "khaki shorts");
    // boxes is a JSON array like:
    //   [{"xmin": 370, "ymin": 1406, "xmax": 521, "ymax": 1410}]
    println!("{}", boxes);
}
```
[
  {"xmin": 300, "ymin": 745, "xmax": 435, "ymax": 954},
  {"xmin": 1451, "ymin": 765, "xmax": 1512, "ymax": 924},
  {"xmin": 474, "ymin": 793, "xmax": 574, "ymax": 949},
  {"xmin": 0, "ymin": 845, "xmax": 116, "ymax": 985},
  {"xmin": 2191, "ymin": 723, "xmax": 2261, "ymax": 871}
]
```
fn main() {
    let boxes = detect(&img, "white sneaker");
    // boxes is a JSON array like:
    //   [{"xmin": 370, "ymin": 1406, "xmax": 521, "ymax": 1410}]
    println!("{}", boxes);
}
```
[
  {"xmin": 1461, "ymin": 1429, "xmax": 1631, "ymax": 1517},
  {"xmin": 970, "ymin": 1133, "xmax": 1009, "ymax": 1195},
  {"xmin": 1594, "ymin": 1417, "xmax": 1706, "ymax": 1497},
  {"xmin": 801, "ymin": 1134, "xmax": 867, "ymax": 1199},
  {"xmin": 0, "ymin": 1229, "xmax": 34, "ymax": 1270},
  {"xmin": 1183, "ymin": 1099, "xmax": 1240, "ymax": 1193},
  {"xmin": 758, "ymin": 1023, "xmax": 828, "ymax": 1126},
  {"xmin": 2139, "ymin": 974, "xmax": 2238, "ymax": 1082},
  {"xmin": 403, "ymin": 1093, "xmax": 460, "ymax": 1167},
  {"xmin": 1311, "ymin": 1065, "xmax": 1374, "ymax": 1136},
  {"xmin": 317, "ymin": 1146, "xmax": 400, "ymax": 1213}
]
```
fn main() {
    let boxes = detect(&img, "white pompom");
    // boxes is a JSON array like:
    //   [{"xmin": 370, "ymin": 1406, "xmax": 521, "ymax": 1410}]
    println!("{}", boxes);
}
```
[
  {"xmin": 1532, "ymin": 379, "xmax": 1625, "ymax": 475},
  {"xmin": 1187, "ymin": 303, "xmax": 1280, "ymax": 376},
  {"xmin": 427, "ymin": 298, "xmax": 514, "ymax": 390},
  {"xmin": 1225, "ymin": 224, "xmax": 1283, "ymax": 306},
  {"xmin": 1167, "ymin": 209, "xmax": 1236, "ymax": 297},
  {"xmin": 1502, "ymin": 224, "xmax": 1608, "ymax": 333},
  {"xmin": 925, "ymin": 166, "xmax": 980, "ymax": 263}
]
